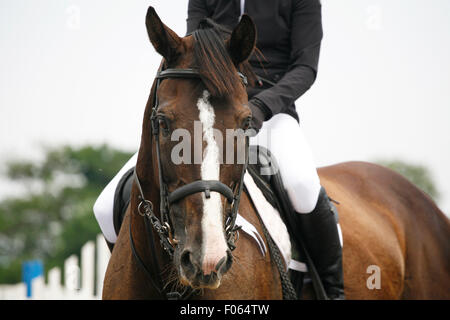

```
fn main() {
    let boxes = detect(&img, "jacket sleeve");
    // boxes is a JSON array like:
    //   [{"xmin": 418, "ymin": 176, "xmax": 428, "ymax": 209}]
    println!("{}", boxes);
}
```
[
  {"xmin": 252, "ymin": 0, "xmax": 323, "ymax": 119},
  {"xmin": 186, "ymin": 0, "xmax": 209, "ymax": 34}
]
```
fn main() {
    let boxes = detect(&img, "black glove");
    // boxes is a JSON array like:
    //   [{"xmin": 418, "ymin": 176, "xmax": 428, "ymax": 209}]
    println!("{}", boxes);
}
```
[{"xmin": 248, "ymin": 99, "xmax": 267, "ymax": 133}]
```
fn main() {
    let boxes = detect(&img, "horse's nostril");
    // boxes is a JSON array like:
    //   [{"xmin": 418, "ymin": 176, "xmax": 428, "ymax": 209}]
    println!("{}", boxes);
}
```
[
  {"xmin": 203, "ymin": 250, "xmax": 233, "ymax": 276},
  {"xmin": 215, "ymin": 256, "xmax": 227, "ymax": 273},
  {"xmin": 221, "ymin": 249, "xmax": 233, "ymax": 273},
  {"xmin": 181, "ymin": 250, "xmax": 191, "ymax": 266},
  {"xmin": 180, "ymin": 250, "xmax": 196, "ymax": 275}
]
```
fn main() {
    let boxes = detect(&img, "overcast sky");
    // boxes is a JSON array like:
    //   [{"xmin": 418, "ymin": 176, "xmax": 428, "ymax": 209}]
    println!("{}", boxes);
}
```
[{"xmin": 1, "ymin": 0, "xmax": 449, "ymax": 214}]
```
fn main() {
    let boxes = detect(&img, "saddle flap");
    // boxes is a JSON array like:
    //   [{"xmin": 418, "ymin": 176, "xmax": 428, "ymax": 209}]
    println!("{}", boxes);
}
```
[{"xmin": 113, "ymin": 167, "xmax": 135, "ymax": 236}]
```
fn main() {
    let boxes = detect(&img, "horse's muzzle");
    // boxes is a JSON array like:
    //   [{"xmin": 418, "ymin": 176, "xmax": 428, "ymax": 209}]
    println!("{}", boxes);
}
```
[{"xmin": 179, "ymin": 249, "xmax": 233, "ymax": 289}]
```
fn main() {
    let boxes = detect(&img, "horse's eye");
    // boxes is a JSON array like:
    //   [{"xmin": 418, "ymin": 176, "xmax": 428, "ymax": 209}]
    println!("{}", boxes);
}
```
[
  {"xmin": 157, "ymin": 115, "xmax": 170, "ymax": 136},
  {"xmin": 159, "ymin": 118, "xmax": 167, "ymax": 130}
]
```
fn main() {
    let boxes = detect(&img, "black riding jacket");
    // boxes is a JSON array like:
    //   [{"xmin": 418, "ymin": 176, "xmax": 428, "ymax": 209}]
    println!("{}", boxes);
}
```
[{"xmin": 187, "ymin": 0, "xmax": 323, "ymax": 122}]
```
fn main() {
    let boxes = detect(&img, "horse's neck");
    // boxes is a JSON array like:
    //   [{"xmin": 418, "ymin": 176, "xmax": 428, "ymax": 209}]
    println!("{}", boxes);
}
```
[{"xmin": 128, "ymin": 173, "xmax": 170, "ymax": 298}]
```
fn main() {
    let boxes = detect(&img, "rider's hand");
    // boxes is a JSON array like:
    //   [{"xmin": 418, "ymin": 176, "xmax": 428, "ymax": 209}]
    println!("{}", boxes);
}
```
[{"xmin": 248, "ymin": 99, "xmax": 266, "ymax": 134}]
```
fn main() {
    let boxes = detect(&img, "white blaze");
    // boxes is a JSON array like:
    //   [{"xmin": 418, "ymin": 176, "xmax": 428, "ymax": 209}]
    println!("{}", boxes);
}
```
[{"xmin": 197, "ymin": 90, "xmax": 228, "ymax": 275}]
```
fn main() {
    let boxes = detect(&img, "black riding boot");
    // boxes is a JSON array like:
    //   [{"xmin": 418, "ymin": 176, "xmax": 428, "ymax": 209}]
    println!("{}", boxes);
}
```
[
  {"xmin": 296, "ymin": 187, "xmax": 345, "ymax": 300},
  {"xmin": 105, "ymin": 239, "xmax": 114, "ymax": 253}
]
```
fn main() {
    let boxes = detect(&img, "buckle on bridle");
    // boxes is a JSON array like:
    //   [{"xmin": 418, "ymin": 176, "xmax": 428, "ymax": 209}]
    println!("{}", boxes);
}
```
[
  {"xmin": 225, "ymin": 224, "xmax": 241, "ymax": 251},
  {"xmin": 138, "ymin": 199, "xmax": 154, "ymax": 218},
  {"xmin": 164, "ymin": 222, "xmax": 179, "ymax": 247}
]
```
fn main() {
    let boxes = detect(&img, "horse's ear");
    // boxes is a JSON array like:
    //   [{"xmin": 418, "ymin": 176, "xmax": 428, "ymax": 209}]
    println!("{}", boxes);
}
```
[
  {"xmin": 227, "ymin": 15, "xmax": 256, "ymax": 65},
  {"xmin": 145, "ymin": 6, "xmax": 181, "ymax": 61}
]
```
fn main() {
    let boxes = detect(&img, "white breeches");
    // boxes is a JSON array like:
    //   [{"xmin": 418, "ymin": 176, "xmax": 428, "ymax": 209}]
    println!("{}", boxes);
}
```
[
  {"xmin": 93, "ymin": 153, "xmax": 138, "ymax": 243},
  {"xmin": 250, "ymin": 113, "xmax": 321, "ymax": 214},
  {"xmin": 93, "ymin": 113, "xmax": 321, "ymax": 244}
]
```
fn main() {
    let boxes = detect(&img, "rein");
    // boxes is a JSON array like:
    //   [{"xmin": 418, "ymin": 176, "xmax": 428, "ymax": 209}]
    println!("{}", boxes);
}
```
[{"xmin": 130, "ymin": 66, "xmax": 249, "ymax": 298}]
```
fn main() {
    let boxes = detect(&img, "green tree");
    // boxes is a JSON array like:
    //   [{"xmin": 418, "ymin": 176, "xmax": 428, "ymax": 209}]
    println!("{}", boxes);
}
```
[
  {"xmin": 0, "ymin": 144, "xmax": 133, "ymax": 283},
  {"xmin": 376, "ymin": 159, "xmax": 440, "ymax": 201}
]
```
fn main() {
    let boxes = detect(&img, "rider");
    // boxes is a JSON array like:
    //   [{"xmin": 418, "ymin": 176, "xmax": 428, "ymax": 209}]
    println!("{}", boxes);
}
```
[
  {"xmin": 93, "ymin": 0, "xmax": 344, "ymax": 300},
  {"xmin": 186, "ymin": 0, "xmax": 345, "ymax": 300}
]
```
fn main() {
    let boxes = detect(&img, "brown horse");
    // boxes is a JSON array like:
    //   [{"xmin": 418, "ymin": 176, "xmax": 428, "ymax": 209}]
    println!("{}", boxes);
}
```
[
  {"xmin": 103, "ymin": 7, "xmax": 283, "ymax": 299},
  {"xmin": 102, "ymin": 7, "xmax": 450, "ymax": 300},
  {"xmin": 316, "ymin": 162, "xmax": 450, "ymax": 299}
]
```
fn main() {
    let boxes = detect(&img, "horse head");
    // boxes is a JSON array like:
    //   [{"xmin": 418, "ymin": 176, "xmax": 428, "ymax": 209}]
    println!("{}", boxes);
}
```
[{"xmin": 143, "ymin": 7, "xmax": 256, "ymax": 290}]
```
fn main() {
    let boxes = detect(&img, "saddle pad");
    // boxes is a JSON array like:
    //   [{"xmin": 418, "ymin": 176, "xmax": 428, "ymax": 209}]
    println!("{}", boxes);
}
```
[{"xmin": 242, "ymin": 172, "xmax": 307, "ymax": 273}]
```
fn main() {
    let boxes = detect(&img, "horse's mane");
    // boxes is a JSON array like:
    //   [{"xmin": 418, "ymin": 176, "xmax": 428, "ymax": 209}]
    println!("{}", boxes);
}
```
[{"xmin": 192, "ymin": 18, "xmax": 257, "ymax": 98}]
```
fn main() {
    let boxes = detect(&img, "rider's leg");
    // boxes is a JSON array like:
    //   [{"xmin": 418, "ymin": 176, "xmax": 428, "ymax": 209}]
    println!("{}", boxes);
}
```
[
  {"xmin": 250, "ymin": 113, "xmax": 321, "ymax": 213},
  {"xmin": 93, "ymin": 152, "xmax": 138, "ymax": 244},
  {"xmin": 296, "ymin": 187, "xmax": 345, "ymax": 299},
  {"xmin": 250, "ymin": 113, "xmax": 345, "ymax": 299}
]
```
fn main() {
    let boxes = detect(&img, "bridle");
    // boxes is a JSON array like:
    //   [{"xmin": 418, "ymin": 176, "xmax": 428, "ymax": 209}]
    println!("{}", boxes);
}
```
[
  {"xmin": 131, "ymin": 65, "xmax": 250, "ymax": 280},
  {"xmin": 131, "ymin": 66, "xmax": 249, "ymax": 299}
]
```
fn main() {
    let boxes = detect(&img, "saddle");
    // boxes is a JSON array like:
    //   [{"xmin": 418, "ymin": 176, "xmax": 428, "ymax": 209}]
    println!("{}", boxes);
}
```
[
  {"xmin": 112, "ymin": 166, "xmax": 134, "ymax": 237},
  {"xmin": 112, "ymin": 145, "xmax": 326, "ymax": 298}
]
